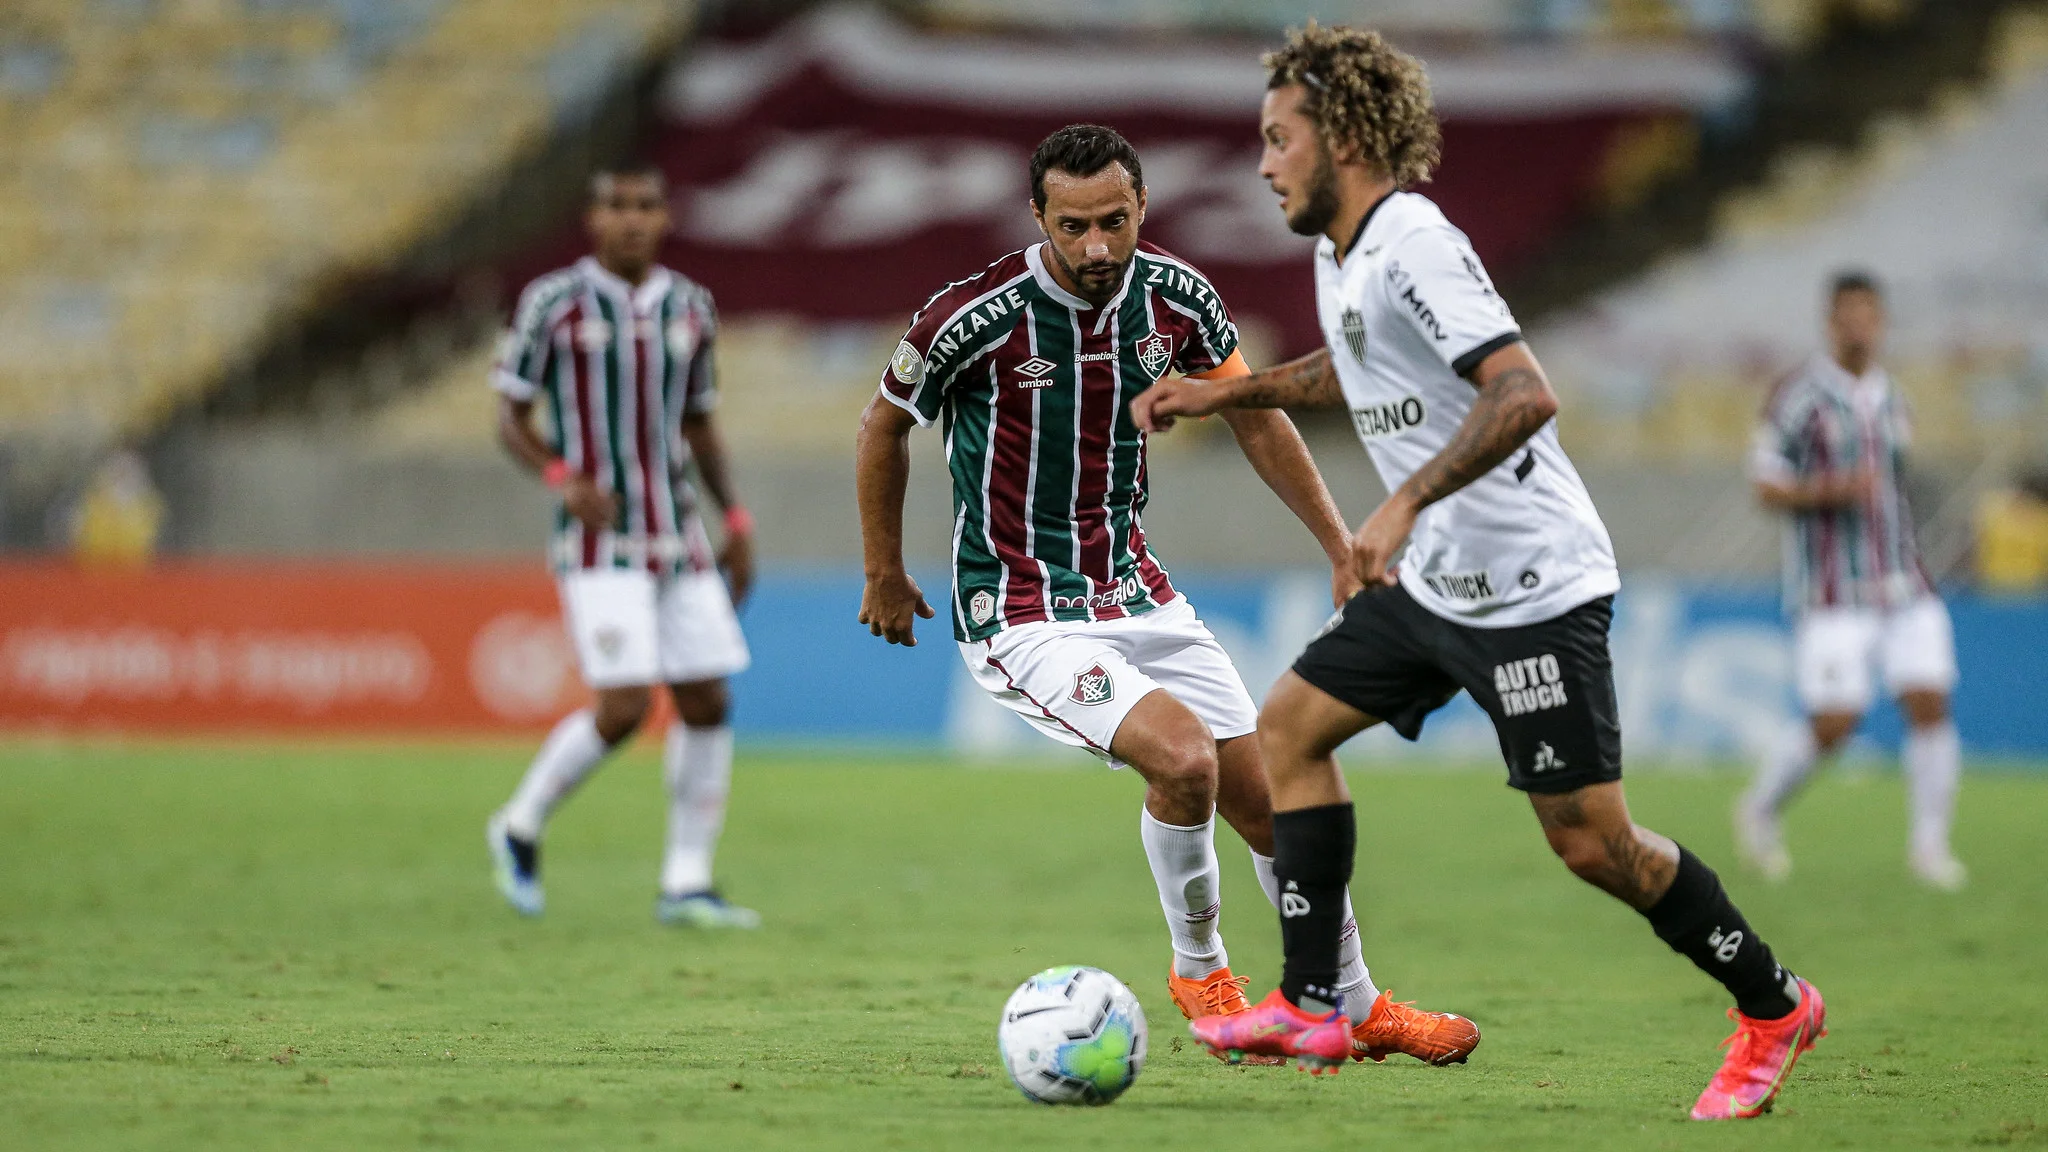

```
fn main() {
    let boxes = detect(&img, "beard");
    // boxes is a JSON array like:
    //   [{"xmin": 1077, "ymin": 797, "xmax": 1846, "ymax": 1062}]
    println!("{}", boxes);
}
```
[
  {"xmin": 1051, "ymin": 244, "xmax": 1128, "ymax": 305},
  {"xmin": 1283, "ymin": 145, "xmax": 1342, "ymax": 238}
]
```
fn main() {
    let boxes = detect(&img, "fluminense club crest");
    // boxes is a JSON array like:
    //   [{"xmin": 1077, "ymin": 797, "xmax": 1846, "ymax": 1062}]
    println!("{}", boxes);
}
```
[
  {"xmin": 1341, "ymin": 308, "xmax": 1367, "ymax": 363},
  {"xmin": 1070, "ymin": 663, "xmax": 1115, "ymax": 706},
  {"xmin": 1135, "ymin": 332, "xmax": 1172, "ymax": 379}
]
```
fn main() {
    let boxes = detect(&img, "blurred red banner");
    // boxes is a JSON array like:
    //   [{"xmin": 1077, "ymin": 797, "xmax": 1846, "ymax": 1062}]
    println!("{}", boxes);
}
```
[
  {"xmin": 510, "ymin": 8, "xmax": 1748, "ymax": 357},
  {"xmin": 0, "ymin": 560, "xmax": 589, "ymax": 734}
]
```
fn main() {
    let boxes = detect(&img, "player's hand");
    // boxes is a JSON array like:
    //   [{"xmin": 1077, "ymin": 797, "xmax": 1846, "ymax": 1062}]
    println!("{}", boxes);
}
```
[
  {"xmin": 1330, "ymin": 552, "xmax": 1364, "ymax": 608},
  {"xmin": 859, "ymin": 568, "xmax": 936, "ymax": 646},
  {"xmin": 1129, "ymin": 376, "xmax": 1223, "ymax": 433},
  {"xmin": 561, "ymin": 475, "xmax": 618, "ymax": 531},
  {"xmin": 719, "ymin": 524, "xmax": 755, "ymax": 608},
  {"xmin": 1351, "ymin": 496, "xmax": 1418, "ymax": 588}
]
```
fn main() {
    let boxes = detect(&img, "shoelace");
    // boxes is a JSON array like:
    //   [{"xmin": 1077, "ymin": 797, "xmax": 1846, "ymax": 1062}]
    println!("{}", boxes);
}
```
[
  {"xmin": 1362, "ymin": 994, "xmax": 1422, "ymax": 1038},
  {"xmin": 1713, "ymin": 1008, "xmax": 1763, "ymax": 1083},
  {"xmin": 1197, "ymin": 973, "xmax": 1253, "ymax": 1017}
]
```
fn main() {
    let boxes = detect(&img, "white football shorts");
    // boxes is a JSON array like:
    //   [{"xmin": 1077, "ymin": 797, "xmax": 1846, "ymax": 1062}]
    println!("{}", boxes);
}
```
[
  {"xmin": 559, "ymin": 568, "xmax": 751, "ymax": 689},
  {"xmin": 1794, "ymin": 595, "xmax": 1956, "ymax": 715},
  {"xmin": 958, "ymin": 597, "xmax": 1259, "ymax": 765}
]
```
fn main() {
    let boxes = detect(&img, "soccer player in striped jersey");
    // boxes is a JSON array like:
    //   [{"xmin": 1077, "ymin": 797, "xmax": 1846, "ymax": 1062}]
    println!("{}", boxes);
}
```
[
  {"xmin": 485, "ymin": 166, "xmax": 761, "ymax": 929},
  {"xmin": 1142, "ymin": 27, "xmax": 1823, "ymax": 1116},
  {"xmin": 1737, "ymin": 272, "xmax": 1965, "ymax": 890},
  {"xmin": 856, "ymin": 124, "xmax": 1478, "ymax": 1066}
]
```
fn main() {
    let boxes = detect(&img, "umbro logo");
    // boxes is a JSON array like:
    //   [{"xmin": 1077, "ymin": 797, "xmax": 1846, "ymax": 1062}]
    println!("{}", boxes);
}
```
[{"xmin": 1014, "ymin": 356, "xmax": 1056, "ymax": 390}]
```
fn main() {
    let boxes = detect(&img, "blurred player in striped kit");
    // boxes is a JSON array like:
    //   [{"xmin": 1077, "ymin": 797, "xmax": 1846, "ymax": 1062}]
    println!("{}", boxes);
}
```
[
  {"xmin": 485, "ymin": 166, "xmax": 762, "ymax": 927},
  {"xmin": 1738, "ymin": 271, "xmax": 1966, "ymax": 891}
]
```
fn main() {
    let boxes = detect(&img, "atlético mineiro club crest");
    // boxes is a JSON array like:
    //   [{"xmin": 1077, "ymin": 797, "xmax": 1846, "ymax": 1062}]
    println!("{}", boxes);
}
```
[
  {"xmin": 1136, "ymin": 332, "xmax": 1171, "ymax": 380},
  {"xmin": 1070, "ymin": 663, "xmax": 1115, "ymax": 706},
  {"xmin": 1341, "ymin": 308, "xmax": 1367, "ymax": 363}
]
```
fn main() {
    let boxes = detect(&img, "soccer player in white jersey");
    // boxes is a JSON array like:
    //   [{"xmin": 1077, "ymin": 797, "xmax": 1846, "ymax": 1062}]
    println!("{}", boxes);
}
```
[
  {"xmin": 484, "ymin": 166, "xmax": 761, "ymax": 929},
  {"xmin": 1737, "ymin": 272, "xmax": 1965, "ymax": 890},
  {"xmin": 1137, "ymin": 26, "xmax": 1826, "ymax": 1117},
  {"xmin": 856, "ymin": 124, "xmax": 1478, "ymax": 1066}
]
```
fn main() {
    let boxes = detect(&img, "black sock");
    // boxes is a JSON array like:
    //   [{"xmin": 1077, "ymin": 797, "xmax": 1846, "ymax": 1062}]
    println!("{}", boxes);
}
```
[
  {"xmin": 1273, "ymin": 803, "xmax": 1355, "ymax": 1015},
  {"xmin": 1644, "ymin": 845, "xmax": 1798, "ymax": 1019}
]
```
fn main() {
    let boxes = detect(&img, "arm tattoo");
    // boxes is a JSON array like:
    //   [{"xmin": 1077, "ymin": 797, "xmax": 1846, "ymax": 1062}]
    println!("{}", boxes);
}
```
[
  {"xmin": 1398, "ymin": 366, "xmax": 1554, "ymax": 508},
  {"xmin": 1232, "ymin": 348, "xmax": 1344, "ymax": 409}
]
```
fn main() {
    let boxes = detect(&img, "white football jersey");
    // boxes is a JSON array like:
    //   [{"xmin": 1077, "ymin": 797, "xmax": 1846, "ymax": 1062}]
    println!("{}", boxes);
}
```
[{"xmin": 1314, "ymin": 191, "xmax": 1618, "ymax": 627}]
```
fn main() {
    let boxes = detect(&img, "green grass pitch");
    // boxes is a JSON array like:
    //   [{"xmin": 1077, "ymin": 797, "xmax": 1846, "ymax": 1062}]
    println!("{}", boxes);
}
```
[{"xmin": 3, "ymin": 741, "xmax": 2045, "ymax": 1151}]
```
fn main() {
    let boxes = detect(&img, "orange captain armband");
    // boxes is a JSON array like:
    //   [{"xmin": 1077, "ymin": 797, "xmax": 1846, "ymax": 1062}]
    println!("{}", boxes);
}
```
[{"xmin": 541, "ymin": 458, "xmax": 572, "ymax": 488}]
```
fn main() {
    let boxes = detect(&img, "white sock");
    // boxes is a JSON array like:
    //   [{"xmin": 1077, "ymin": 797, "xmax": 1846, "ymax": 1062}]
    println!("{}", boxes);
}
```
[
  {"xmin": 1252, "ymin": 850, "xmax": 1379, "ymax": 1012},
  {"xmin": 501, "ymin": 709, "xmax": 611, "ymax": 841},
  {"xmin": 1747, "ymin": 723, "xmax": 1819, "ymax": 817},
  {"xmin": 1140, "ymin": 809, "xmax": 1226, "ymax": 979},
  {"xmin": 1903, "ymin": 720, "xmax": 1961, "ymax": 860},
  {"xmin": 662, "ymin": 724, "xmax": 735, "ymax": 896}
]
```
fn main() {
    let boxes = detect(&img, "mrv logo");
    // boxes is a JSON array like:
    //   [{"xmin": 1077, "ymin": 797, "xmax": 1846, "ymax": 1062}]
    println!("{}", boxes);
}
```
[
  {"xmin": 1052, "ymin": 573, "xmax": 1145, "ymax": 612},
  {"xmin": 1495, "ymin": 653, "xmax": 1568, "ymax": 716},
  {"xmin": 1351, "ymin": 396, "xmax": 1424, "ymax": 440}
]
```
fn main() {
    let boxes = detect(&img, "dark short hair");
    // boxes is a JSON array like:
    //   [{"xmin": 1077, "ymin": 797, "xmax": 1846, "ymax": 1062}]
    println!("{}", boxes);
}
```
[
  {"xmin": 590, "ymin": 164, "xmax": 666, "ymax": 202},
  {"xmin": 1830, "ymin": 269, "xmax": 1883, "ymax": 302},
  {"xmin": 1030, "ymin": 124, "xmax": 1143, "ymax": 210}
]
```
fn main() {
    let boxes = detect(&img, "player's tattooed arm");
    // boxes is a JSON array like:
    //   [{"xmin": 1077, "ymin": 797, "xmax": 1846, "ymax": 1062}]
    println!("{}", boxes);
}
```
[
  {"xmin": 1397, "ymin": 343, "xmax": 1558, "ymax": 511},
  {"xmin": 1349, "ymin": 341, "xmax": 1556, "ymax": 585},
  {"xmin": 1228, "ymin": 348, "xmax": 1345, "ymax": 410},
  {"xmin": 855, "ymin": 393, "xmax": 937, "ymax": 646},
  {"xmin": 1128, "ymin": 349, "xmax": 1342, "ymax": 432}
]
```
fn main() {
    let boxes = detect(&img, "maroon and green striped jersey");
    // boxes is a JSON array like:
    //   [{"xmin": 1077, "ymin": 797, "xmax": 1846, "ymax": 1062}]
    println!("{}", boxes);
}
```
[
  {"xmin": 493, "ymin": 256, "xmax": 719, "ymax": 577},
  {"xmin": 880, "ymin": 242, "xmax": 1241, "ymax": 642}
]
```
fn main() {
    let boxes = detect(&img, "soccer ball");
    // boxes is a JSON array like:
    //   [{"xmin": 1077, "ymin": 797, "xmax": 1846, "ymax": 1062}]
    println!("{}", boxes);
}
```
[{"xmin": 996, "ymin": 965, "xmax": 1147, "ymax": 1105}]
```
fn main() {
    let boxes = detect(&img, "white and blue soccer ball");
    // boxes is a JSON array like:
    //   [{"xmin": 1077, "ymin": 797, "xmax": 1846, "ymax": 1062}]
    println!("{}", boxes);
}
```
[{"xmin": 996, "ymin": 965, "xmax": 1147, "ymax": 1105}]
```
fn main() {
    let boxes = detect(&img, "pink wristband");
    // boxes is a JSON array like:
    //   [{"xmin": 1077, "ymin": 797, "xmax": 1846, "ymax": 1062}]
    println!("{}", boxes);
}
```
[
  {"xmin": 541, "ymin": 458, "xmax": 571, "ymax": 488},
  {"xmin": 724, "ymin": 505, "xmax": 754, "ymax": 535}
]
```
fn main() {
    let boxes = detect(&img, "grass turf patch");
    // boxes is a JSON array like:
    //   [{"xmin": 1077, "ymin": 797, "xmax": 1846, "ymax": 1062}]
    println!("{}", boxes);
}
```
[{"xmin": 1, "ymin": 741, "xmax": 2044, "ymax": 1150}]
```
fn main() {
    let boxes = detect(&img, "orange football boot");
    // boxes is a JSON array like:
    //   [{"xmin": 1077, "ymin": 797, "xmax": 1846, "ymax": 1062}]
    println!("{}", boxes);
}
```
[
  {"xmin": 1168, "ymin": 968, "xmax": 1283, "ymax": 1065},
  {"xmin": 1350, "ymin": 990, "xmax": 1482, "ymax": 1065}
]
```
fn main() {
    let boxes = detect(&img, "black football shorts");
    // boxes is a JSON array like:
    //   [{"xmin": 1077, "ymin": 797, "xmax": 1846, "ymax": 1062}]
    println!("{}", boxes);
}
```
[{"xmin": 1291, "ymin": 582, "xmax": 1622, "ymax": 794}]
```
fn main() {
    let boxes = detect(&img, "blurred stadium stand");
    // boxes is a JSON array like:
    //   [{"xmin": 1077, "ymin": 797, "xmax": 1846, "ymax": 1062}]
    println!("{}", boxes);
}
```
[
  {"xmin": 3, "ymin": 0, "xmax": 2043, "ymax": 588},
  {"xmin": 0, "ymin": 0, "xmax": 695, "ymax": 536}
]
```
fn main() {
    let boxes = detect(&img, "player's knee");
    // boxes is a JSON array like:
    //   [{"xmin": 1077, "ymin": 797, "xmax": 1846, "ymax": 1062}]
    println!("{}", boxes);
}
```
[
  {"xmin": 1143, "ymin": 735, "xmax": 1219, "ymax": 811},
  {"xmin": 670, "ymin": 680, "xmax": 730, "ymax": 727},
  {"xmin": 594, "ymin": 687, "xmax": 651, "ymax": 743},
  {"xmin": 1811, "ymin": 713, "xmax": 1858, "ymax": 755},
  {"xmin": 1899, "ymin": 690, "xmax": 1949, "ymax": 729},
  {"xmin": 1546, "ymin": 828, "xmax": 1611, "ymax": 882},
  {"xmin": 1162, "ymin": 738, "xmax": 1220, "ymax": 790}
]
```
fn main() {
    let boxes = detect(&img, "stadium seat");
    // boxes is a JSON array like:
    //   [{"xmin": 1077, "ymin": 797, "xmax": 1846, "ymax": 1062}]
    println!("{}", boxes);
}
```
[{"xmin": 0, "ymin": 0, "xmax": 693, "ymax": 446}]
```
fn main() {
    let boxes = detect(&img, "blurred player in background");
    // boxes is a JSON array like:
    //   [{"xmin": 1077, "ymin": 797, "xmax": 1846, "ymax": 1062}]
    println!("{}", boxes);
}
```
[
  {"xmin": 485, "ymin": 166, "xmax": 761, "ymax": 928},
  {"xmin": 856, "ymin": 124, "xmax": 1478, "ymax": 1066},
  {"xmin": 1142, "ymin": 25, "xmax": 1824, "ymax": 1117},
  {"xmin": 1737, "ymin": 272, "xmax": 1966, "ymax": 891}
]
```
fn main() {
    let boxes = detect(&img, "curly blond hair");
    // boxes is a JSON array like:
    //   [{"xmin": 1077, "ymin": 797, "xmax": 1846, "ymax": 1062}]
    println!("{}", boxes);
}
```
[{"xmin": 1263, "ymin": 22, "xmax": 1441, "ymax": 187}]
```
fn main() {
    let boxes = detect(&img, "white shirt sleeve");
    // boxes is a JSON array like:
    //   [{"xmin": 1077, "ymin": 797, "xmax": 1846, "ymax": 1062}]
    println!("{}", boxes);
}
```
[{"xmin": 1380, "ymin": 225, "xmax": 1521, "ymax": 377}]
